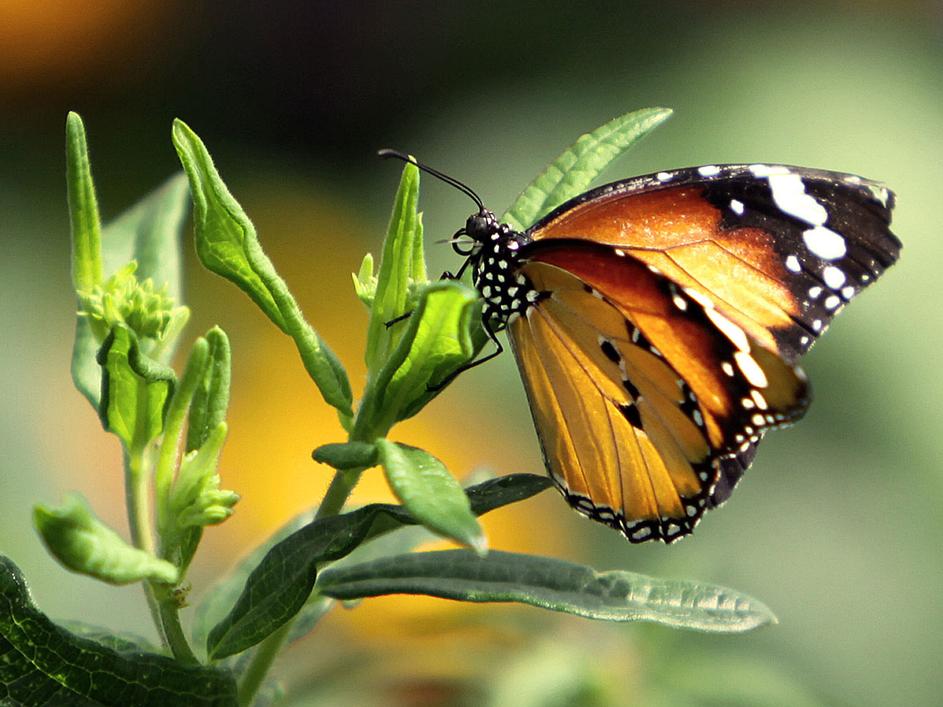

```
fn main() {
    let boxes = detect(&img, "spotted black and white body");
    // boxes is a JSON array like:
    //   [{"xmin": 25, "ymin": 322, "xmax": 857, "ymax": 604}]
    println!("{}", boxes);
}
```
[
  {"xmin": 399, "ymin": 150, "xmax": 900, "ymax": 544},
  {"xmin": 459, "ymin": 210, "xmax": 539, "ymax": 328}
]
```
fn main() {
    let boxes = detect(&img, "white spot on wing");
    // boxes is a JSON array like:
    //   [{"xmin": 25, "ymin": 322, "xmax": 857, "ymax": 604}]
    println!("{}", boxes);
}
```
[
  {"xmin": 823, "ymin": 265, "xmax": 846, "ymax": 289},
  {"xmin": 729, "ymin": 199, "xmax": 744, "ymax": 215},
  {"xmin": 803, "ymin": 226, "xmax": 846, "ymax": 260},
  {"xmin": 734, "ymin": 351, "xmax": 769, "ymax": 388},
  {"xmin": 698, "ymin": 165, "xmax": 721, "ymax": 176},
  {"xmin": 656, "ymin": 171, "xmax": 673, "ymax": 182},
  {"xmin": 705, "ymin": 308, "xmax": 750, "ymax": 352},
  {"xmin": 785, "ymin": 255, "xmax": 801, "ymax": 273}
]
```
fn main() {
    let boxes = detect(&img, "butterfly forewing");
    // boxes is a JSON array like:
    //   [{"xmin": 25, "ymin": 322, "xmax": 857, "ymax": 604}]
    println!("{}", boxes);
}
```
[{"xmin": 527, "ymin": 164, "xmax": 901, "ymax": 362}]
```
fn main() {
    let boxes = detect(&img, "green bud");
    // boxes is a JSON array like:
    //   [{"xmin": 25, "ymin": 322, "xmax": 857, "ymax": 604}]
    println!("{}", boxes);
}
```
[
  {"xmin": 33, "ymin": 494, "xmax": 179, "ymax": 585},
  {"xmin": 168, "ymin": 422, "xmax": 239, "ymax": 532},
  {"xmin": 352, "ymin": 252, "xmax": 377, "ymax": 309}
]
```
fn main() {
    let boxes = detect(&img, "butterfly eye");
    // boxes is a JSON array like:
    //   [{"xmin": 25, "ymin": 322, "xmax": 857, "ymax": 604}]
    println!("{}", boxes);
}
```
[{"xmin": 451, "ymin": 229, "xmax": 477, "ymax": 256}]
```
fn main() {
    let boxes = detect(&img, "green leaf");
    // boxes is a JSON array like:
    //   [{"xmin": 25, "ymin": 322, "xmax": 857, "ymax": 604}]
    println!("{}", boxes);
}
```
[
  {"xmin": 99, "ymin": 173, "xmax": 190, "ymax": 322},
  {"xmin": 364, "ymin": 162, "xmax": 426, "ymax": 372},
  {"xmin": 187, "ymin": 326, "xmax": 231, "ymax": 453},
  {"xmin": 97, "ymin": 325, "xmax": 175, "ymax": 451},
  {"xmin": 191, "ymin": 507, "xmax": 318, "ymax": 658},
  {"xmin": 317, "ymin": 550, "xmax": 776, "ymax": 633},
  {"xmin": 377, "ymin": 440, "xmax": 485, "ymax": 555},
  {"xmin": 356, "ymin": 280, "xmax": 480, "ymax": 435},
  {"xmin": 33, "ymin": 494, "xmax": 179, "ymax": 585},
  {"xmin": 172, "ymin": 119, "xmax": 353, "ymax": 420},
  {"xmin": 0, "ymin": 556, "xmax": 237, "ymax": 706},
  {"xmin": 205, "ymin": 473, "xmax": 550, "ymax": 659},
  {"xmin": 503, "ymin": 107, "xmax": 673, "ymax": 230},
  {"xmin": 312, "ymin": 441, "xmax": 378, "ymax": 470},
  {"xmin": 68, "ymin": 115, "xmax": 190, "ymax": 408},
  {"xmin": 58, "ymin": 622, "xmax": 159, "ymax": 655},
  {"xmin": 66, "ymin": 112, "xmax": 104, "ymax": 294}
]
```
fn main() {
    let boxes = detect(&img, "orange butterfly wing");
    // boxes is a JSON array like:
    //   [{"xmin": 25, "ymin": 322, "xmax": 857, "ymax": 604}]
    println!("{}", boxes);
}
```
[
  {"xmin": 510, "ymin": 244, "xmax": 808, "ymax": 542},
  {"xmin": 528, "ymin": 165, "xmax": 900, "ymax": 362},
  {"xmin": 505, "ymin": 165, "xmax": 898, "ymax": 541}
]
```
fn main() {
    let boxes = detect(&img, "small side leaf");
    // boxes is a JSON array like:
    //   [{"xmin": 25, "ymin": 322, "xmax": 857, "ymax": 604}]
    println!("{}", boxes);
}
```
[
  {"xmin": 0, "ymin": 556, "xmax": 237, "ymax": 706},
  {"xmin": 187, "ymin": 327, "xmax": 231, "ymax": 452},
  {"xmin": 377, "ymin": 440, "xmax": 485, "ymax": 555},
  {"xmin": 503, "ymin": 107, "xmax": 673, "ymax": 230},
  {"xmin": 312, "ymin": 442, "xmax": 378, "ymax": 470},
  {"xmin": 352, "ymin": 252, "xmax": 377, "ymax": 309},
  {"xmin": 97, "ymin": 325, "xmax": 175, "ymax": 451},
  {"xmin": 172, "ymin": 119, "xmax": 353, "ymax": 419},
  {"xmin": 205, "ymin": 473, "xmax": 550, "ymax": 659},
  {"xmin": 33, "ymin": 494, "xmax": 179, "ymax": 585},
  {"xmin": 357, "ymin": 280, "xmax": 480, "ymax": 434},
  {"xmin": 317, "ymin": 550, "xmax": 777, "ymax": 633}
]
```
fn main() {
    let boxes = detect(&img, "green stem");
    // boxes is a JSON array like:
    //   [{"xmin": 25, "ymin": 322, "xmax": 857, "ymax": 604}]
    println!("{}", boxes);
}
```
[
  {"xmin": 237, "ymin": 621, "xmax": 292, "ymax": 707},
  {"xmin": 315, "ymin": 468, "xmax": 364, "ymax": 520},
  {"xmin": 238, "ymin": 463, "xmax": 365, "ymax": 705},
  {"xmin": 126, "ymin": 446, "xmax": 200, "ymax": 664},
  {"xmin": 124, "ymin": 447, "xmax": 165, "ymax": 645},
  {"xmin": 157, "ymin": 592, "xmax": 199, "ymax": 665}
]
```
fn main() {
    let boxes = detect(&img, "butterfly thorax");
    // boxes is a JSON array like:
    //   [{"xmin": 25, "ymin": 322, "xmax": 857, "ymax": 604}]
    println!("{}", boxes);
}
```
[{"xmin": 463, "ymin": 209, "xmax": 540, "ymax": 328}]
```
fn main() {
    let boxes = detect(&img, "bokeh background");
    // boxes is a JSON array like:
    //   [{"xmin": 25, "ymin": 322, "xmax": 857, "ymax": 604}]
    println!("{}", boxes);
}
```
[{"xmin": 2, "ymin": 2, "xmax": 941, "ymax": 705}]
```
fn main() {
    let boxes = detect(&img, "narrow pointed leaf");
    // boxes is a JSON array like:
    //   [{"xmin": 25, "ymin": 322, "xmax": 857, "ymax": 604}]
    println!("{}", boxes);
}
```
[
  {"xmin": 66, "ymin": 112, "xmax": 103, "ymax": 294},
  {"xmin": 365, "ymin": 162, "xmax": 426, "ymax": 371},
  {"xmin": 204, "ymin": 473, "xmax": 550, "ymax": 659},
  {"xmin": 317, "ymin": 550, "xmax": 776, "ymax": 633},
  {"xmin": 377, "ymin": 440, "xmax": 485, "ymax": 554},
  {"xmin": 0, "ymin": 556, "xmax": 237, "ymax": 706},
  {"xmin": 172, "ymin": 119, "xmax": 352, "ymax": 419},
  {"xmin": 503, "ymin": 107, "xmax": 673, "ymax": 230}
]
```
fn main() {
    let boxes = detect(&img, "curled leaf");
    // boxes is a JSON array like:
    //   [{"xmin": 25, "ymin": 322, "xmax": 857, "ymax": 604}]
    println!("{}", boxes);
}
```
[{"xmin": 33, "ymin": 494, "xmax": 178, "ymax": 585}]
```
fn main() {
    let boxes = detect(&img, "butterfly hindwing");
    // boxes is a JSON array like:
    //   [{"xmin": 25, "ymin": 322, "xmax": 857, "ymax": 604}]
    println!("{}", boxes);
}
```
[{"xmin": 511, "ymin": 244, "xmax": 810, "ymax": 542}]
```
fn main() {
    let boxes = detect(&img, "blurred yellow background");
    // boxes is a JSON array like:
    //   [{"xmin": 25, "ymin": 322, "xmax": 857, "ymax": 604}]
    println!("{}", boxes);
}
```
[{"xmin": 1, "ymin": 2, "xmax": 941, "ymax": 705}]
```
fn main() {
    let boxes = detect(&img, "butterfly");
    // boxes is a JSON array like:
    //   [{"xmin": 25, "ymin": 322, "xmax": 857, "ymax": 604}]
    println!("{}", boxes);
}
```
[{"xmin": 381, "ymin": 151, "xmax": 901, "ymax": 543}]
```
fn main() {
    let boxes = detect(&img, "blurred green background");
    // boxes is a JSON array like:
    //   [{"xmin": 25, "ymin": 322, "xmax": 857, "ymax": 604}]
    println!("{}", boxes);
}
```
[{"xmin": 1, "ymin": 2, "xmax": 941, "ymax": 705}]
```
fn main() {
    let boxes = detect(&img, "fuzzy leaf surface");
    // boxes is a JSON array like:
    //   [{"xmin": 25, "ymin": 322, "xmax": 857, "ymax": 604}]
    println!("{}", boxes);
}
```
[
  {"xmin": 317, "ymin": 549, "xmax": 776, "ymax": 633},
  {"xmin": 503, "ymin": 107, "xmax": 673, "ymax": 230}
]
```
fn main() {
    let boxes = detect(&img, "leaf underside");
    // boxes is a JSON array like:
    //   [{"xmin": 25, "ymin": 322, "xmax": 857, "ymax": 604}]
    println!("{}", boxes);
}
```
[{"xmin": 317, "ymin": 550, "xmax": 777, "ymax": 633}]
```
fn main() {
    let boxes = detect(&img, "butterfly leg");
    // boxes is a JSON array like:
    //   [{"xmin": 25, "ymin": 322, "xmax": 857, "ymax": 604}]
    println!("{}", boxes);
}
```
[
  {"xmin": 427, "ymin": 317, "xmax": 504, "ymax": 391},
  {"xmin": 384, "ymin": 311, "xmax": 412, "ymax": 328},
  {"xmin": 384, "ymin": 257, "xmax": 474, "ymax": 327}
]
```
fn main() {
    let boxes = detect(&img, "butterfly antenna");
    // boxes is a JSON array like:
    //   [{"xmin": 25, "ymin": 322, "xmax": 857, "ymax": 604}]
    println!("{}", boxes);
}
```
[{"xmin": 378, "ymin": 148, "xmax": 484, "ymax": 211}]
